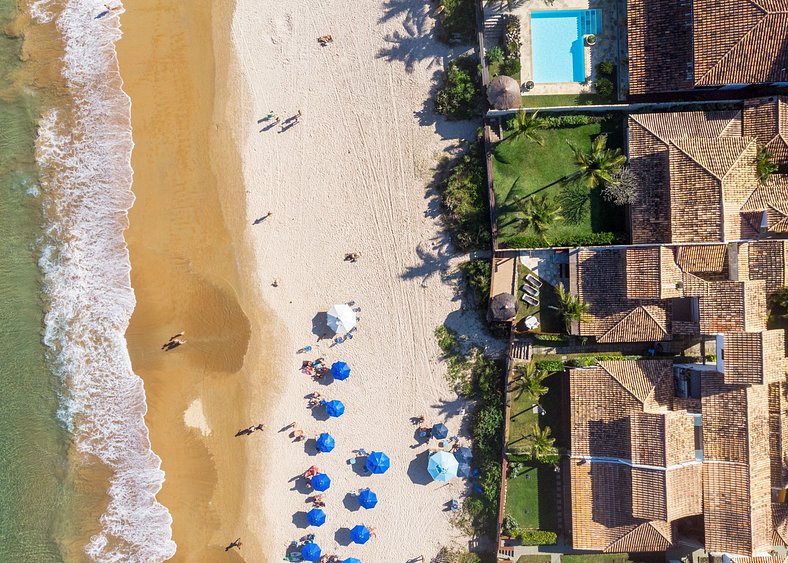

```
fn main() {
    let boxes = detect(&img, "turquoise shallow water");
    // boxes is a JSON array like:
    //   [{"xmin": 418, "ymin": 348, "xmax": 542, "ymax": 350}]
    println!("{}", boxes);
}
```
[{"xmin": 0, "ymin": 2, "xmax": 68, "ymax": 560}]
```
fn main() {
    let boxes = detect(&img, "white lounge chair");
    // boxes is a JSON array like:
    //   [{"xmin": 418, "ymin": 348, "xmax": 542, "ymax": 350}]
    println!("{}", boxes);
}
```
[
  {"xmin": 522, "ymin": 284, "xmax": 539, "ymax": 297},
  {"xmin": 526, "ymin": 273, "xmax": 543, "ymax": 288},
  {"xmin": 521, "ymin": 293, "xmax": 538, "ymax": 306}
]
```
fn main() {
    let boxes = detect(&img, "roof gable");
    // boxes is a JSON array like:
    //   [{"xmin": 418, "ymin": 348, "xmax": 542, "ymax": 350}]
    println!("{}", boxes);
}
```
[
  {"xmin": 604, "ymin": 521, "xmax": 672, "ymax": 553},
  {"xmin": 597, "ymin": 307, "xmax": 668, "ymax": 343},
  {"xmin": 599, "ymin": 360, "xmax": 672, "ymax": 406}
]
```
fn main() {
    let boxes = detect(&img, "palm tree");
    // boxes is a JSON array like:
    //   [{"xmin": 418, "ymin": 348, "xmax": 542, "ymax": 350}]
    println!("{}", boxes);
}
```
[
  {"xmin": 509, "ymin": 111, "xmax": 545, "ymax": 145},
  {"xmin": 567, "ymin": 134, "xmax": 627, "ymax": 189},
  {"xmin": 555, "ymin": 283, "xmax": 589, "ymax": 334},
  {"xmin": 517, "ymin": 195, "xmax": 561, "ymax": 243},
  {"xmin": 510, "ymin": 362, "xmax": 550, "ymax": 401},
  {"xmin": 529, "ymin": 425, "xmax": 557, "ymax": 462}
]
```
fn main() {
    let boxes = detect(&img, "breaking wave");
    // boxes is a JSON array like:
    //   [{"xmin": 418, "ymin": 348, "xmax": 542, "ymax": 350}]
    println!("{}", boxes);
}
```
[{"xmin": 34, "ymin": 1, "xmax": 176, "ymax": 561}]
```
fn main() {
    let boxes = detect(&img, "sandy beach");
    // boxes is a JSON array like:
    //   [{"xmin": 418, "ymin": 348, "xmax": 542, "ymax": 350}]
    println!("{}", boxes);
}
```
[{"xmin": 120, "ymin": 0, "xmax": 485, "ymax": 560}]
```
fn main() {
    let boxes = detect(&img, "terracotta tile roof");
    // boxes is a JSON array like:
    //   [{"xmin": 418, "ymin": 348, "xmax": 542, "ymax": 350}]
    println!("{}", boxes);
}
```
[
  {"xmin": 748, "ymin": 240, "xmax": 788, "ymax": 295},
  {"xmin": 597, "ymin": 307, "xmax": 669, "ymax": 343},
  {"xmin": 675, "ymin": 244, "xmax": 729, "ymax": 274},
  {"xmin": 693, "ymin": 0, "xmax": 788, "ymax": 87},
  {"xmin": 604, "ymin": 520, "xmax": 672, "ymax": 553},
  {"xmin": 743, "ymin": 97, "xmax": 788, "ymax": 164},
  {"xmin": 723, "ymin": 330, "xmax": 786, "ymax": 385},
  {"xmin": 599, "ymin": 361, "xmax": 673, "ymax": 409}
]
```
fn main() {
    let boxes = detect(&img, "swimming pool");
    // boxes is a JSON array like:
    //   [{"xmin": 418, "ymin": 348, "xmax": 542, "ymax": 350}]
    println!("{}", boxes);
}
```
[{"xmin": 530, "ymin": 9, "xmax": 601, "ymax": 83}]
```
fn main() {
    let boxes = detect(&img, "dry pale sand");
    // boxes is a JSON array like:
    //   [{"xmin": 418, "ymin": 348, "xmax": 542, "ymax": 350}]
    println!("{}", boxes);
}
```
[{"xmin": 224, "ymin": 1, "xmax": 493, "ymax": 560}]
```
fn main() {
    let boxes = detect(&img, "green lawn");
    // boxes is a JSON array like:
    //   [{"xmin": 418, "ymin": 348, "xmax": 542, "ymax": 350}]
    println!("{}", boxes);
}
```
[
  {"xmin": 517, "ymin": 556, "xmax": 552, "ymax": 563},
  {"xmin": 492, "ymin": 121, "xmax": 626, "ymax": 248},
  {"xmin": 520, "ymin": 93, "xmax": 619, "ymax": 108},
  {"xmin": 514, "ymin": 263, "xmax": 563, "ymax": 333}
]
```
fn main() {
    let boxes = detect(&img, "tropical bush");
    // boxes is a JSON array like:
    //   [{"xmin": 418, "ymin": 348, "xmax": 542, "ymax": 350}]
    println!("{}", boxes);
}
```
[
  {"xmin": 440, "ymin": 142, "xmax": 490, "ymax": 250},
  {"xmin": 556, "ymin": 283, "xmax": 589, "ymax": 334},
  {"xmin": 535, "ymin": 359, "xmax": 565, "ymax": 372},
  {"xmin": 515, "ymin": 529, "xmax": 558, "ymax": 545},
  {"xmin": 539, "ymin": 114, "xmax": 604, "ymax": 128},
  {"xmin": 602, "ymin": 165, "xmax": 638, "ymax": 205},
  {"xmin": 500, "ymin": 58, "xmax": 521, "ymax": 78},
  {"xmin": 486, "ymin": 46, "xmax": 505, "ymax": 65},
  {"xmin": 501, "ymin": 231, "xmax": 620, "ymax": 249},
  {"xmin": 435, "ymin": 324, "xmax": 460, "ymax": 355},
  {"xmin": 507, "ymin": 111, "xmax": 546, "ymax": 145},
  {"xmin": 435, "ymin": 546, "xmax": 483, "ymax": 563},
  {"xmin": 593, "ymin": 76, "xmax": 614, "ymax": 98},
  {"xmin": 435, "ymin": 56, "xmax": 483, "ymax": 120},
  {"xmin": 769, "ymin": 286, "xmax": 788, "ymax": 320},
  {"xmin": 435, "ymin": 0, "xmax": 477, "ymax": 45},
  {"xmin": 597, "ymin": 60, "xmax": 615, "ymax": 77},
  {"xmin": 558, "ymin": 183, "xmax": 590, "ymax": 224},
  {"xmin": 461, "ymin": 259, "xmax": 492, "ymax": 307},
  {"xmin": 757, "ymin": 144, "xmax": 778, "ymax": 185},
  {"xmin": 516, "ymin": 194, "xmax": 562, "ymax": 244}
]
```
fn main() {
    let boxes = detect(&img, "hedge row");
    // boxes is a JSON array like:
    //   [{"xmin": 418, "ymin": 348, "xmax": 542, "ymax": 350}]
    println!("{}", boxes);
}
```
[{"xmin": 501, "ymin": 231, "xmax": 622, "ymax": 249}]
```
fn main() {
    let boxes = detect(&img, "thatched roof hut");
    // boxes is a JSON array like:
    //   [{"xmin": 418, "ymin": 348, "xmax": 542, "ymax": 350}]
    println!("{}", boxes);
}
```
[
  {"xmin": 487, "ymin": 75, "xmax": 522, "ymax": 110},
  {"xmin": 489, "ymin": 292, "xmax": 517, "ymax": 322}
]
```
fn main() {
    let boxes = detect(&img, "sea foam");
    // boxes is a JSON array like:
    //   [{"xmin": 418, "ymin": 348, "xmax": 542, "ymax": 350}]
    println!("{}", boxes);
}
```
[{"xmin": 34, "ymin": 1, "xmax": 176, "ymax": 561}]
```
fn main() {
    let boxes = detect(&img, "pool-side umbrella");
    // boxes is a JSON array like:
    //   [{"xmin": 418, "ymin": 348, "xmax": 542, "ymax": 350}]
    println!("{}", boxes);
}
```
[
  {"xmin": 455, "ymin": 446, "xmax": 473, "ymax": 462},
  {"xmin": 326, "ymin": 399, "xmax": 345, "ymax": 417},
  {"xmin": 316, "ymin": 433, "xmax": 335, "ymax": 453},
  {"xmin": 301, "ymin": 542, "xmax": 322, "ymax": 561},
  {"xmin": 457, "ymin": 462, "xmax": 472, "ymax": 478},
  {"xmin": 489, "ymin": 292, "xmax": 517, "ymax": 322},
  {"xmin": 306, "ymin": 507, "xmax": 326, "ymax": 527},
  {"xmin": 327, "ymin": 304, "xmax": 357, "ymax": 335},
  {"xmin": 311, "ymin": 473, "xmax": 331, "ymax": 491},
  {"xmin": 365, "ymin": 451, "xmax": 390, "ymax": 474},
  {"xmin": 358, "ymin": 488, "xmax": 378, "ymax": 509},
  {"xmin": 350, "ymin": 524, "xmax": 371, "ymax": 544},
  {"xmin": 487, "ymin": 74, "xmax": 522, "ymax": 110},
  {"xmin": 428, "ymin": 450, "xmax": 459, "ymax": 482},
  {"xmin": 431, "ymin": 423, "xmax": 448, "ymax": 439},
  {"xmin": 331, "ymin": 361, "xmax": 351, "ymax": 380}
]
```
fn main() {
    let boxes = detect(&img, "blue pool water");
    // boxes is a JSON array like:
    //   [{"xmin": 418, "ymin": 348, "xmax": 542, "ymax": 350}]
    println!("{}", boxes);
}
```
[{"xmin": 530, "ymin": 9, "xmax": 601, "ymax": 83}]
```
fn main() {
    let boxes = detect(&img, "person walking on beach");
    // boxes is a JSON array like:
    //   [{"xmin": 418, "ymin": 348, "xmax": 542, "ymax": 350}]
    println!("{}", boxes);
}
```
[
  {"xmin": 224, "ymin": 538, "xmax": 242, "ymax": 551},
  {"xmin": 162, "ymin": 338, "xmax": 187, "ymax": 352},
  {"xmin": 161, "ymin": 331, "xmax": 185, "ymax": 349},
  {"xmin": 253, "ymin": 211, "xmax": 272, "ymax": 225},
  {"xmin": 295, "ymin": 110, "xmax": 302, "ymax": 124}
]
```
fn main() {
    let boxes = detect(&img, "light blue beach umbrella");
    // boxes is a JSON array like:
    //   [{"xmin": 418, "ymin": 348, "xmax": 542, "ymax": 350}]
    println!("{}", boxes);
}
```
[
  {"xmin": 365, "ymin": 451, "xmax": 390, "ymax": 474},
  {"xmin": 358, "ymin": 488, "xmax": 377, "ymax": 509},
  {"xmin": 306, "ymin": 507, "xmax": 326, "ymax": 527},
  {"xmin": 343, "ymin": 559, "xmax": 362, "ymax": 563},
  {"xmin": 311, "ymin": 473, "xmax": 331, "ymax": 491},
  {"xmin": 428, "ymin": 450, "xmax": 459, "ymax": 482},
  {"xmin": 431, "ymin": 422, "xmax": 449, "ymax": 439},
  {"xmin": 301, "ymin": 542, "xmax": 322, "ymax": 561},
  {"xmin": 326, "ymin": 399, "xmax": 345, "ymax": 418},
  {"xmin": 350, "ymin": 524, "xmax": 371, "ymax": 544},
  {"xmin": 331, "ymin": 361, "xmax": 351, "ymax": 380},
  {"xmin": 316, "ymin": 433, "xmax": 335, "ymax": 453}
]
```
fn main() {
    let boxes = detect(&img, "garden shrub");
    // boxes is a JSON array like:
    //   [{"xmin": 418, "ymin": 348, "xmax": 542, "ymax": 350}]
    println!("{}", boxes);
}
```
[
  {"xmin": 436, "ymin": 0, "xmax": 476, "ymax": 45},
  {"xmin": 533, "ymin": 333, "xmax": 567, "ymax": 342},
  {"xmin": 593, "ymin": 77, "xmax": 615, "ymax": 98},
  {"xmin": 567, "ymin": 356, "xmax": 597, "ymax": 367},
  {"xmin": 435, "ymin": 324, "xmax": 460, "ymax": 355},
  {"xmin": 503, "ymin": 15, "xmax": 522, "ymax": 59},
  {"xmin": 435, "ymin": 56, "xmax": 483, "ymax": 120},
  {"xmin": 500, "ymin": 57, "xmax": 521, "ymax": 78},
  {"xmin": 516, "ymin": 529, "xmax": 558, "ymax": 545},
  {"xmin": 441, "ymin": 142, "xmax": 490, "ymax": 250},
  {"xmin": 486, "ymin": 46, "xmax": 505, "ymax": 65},
  {"xmin": 502, "ymin": 231, "xmax": 621, "ymax": 249},
  {"xmin": 538, "ymin": 114, "xmax": 604, "ymax": 128},
  {"xmin": 461, "ymin": 259, "xmax": 492, "ymax": 307},
  {"xmin": 597, "ymin": 60, "xmax": 615, "ymax": 77},
  {"xmin": 503, "ymin": 514, "xmax": 520, "ymax": 535},
  {"xmin": 535, "ymin": 359, "xmax": 565, "ymax": 372}
]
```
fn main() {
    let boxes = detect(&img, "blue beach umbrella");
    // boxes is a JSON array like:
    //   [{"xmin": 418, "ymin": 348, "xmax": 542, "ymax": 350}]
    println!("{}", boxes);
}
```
[
  {"xmin": 311, "ymin": 473, "xmax": 331, "ymax": 491},
  {"xmin": 331, "ymin": 361, "xmax": 351, "ymax": 380},
  {"xmin": 343, "ymin": 559, "xmax": 362, "ymax": 563},
  {"xmin": 306, "ymin": 507, "xmax": 326, "ymax": 527},
  {"xmin": 365, "ymin": 451, "xmax": 390, "ymax": 474},
  {"xmin": 326, "ymin": 399, "xmax": 345, "ymax": 417},
  {"xmin": 431, "ymin": 423, "xmax": 449, "ymax": 439},
  {"xmin": 455, "ymin": 446, "xmax": 473, "ymax": 462},
  {"xmin": 350, "ymin": 524, "xmax": 371, "ymax": 544},
  {"xmin": 457, "ymin": 462, "xmax": 472, "ymax": 478},
  {"xmin": 428, "ymin": 450, "xmax": 459, "ymax": 482},
  {"xmin": 358, "ymin": 488, "xmax": 378, "ymax": 509},
  {"xmin": 301, "ymin": 542, "xmax": 322, "ymax": 561},
  {"xmin": 316, "ymin": 433, "xmax": 335, "ymax": 453}
]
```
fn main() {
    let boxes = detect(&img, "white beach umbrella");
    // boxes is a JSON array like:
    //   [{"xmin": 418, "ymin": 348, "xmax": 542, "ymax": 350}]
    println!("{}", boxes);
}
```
[{"xmin": 327, "ymin": 304, "xmax": 356, "ymax": 335}]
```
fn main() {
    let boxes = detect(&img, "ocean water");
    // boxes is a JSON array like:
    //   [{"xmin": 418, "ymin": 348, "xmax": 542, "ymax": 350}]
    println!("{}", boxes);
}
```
[{"xmin": 0, "ymin": 1, "xmax": 175, "ymax": 561}]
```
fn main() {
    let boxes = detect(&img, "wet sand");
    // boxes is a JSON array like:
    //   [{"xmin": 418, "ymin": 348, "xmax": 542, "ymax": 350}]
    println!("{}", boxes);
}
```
[{"xmin": 118, "ymin": 0, "xmax": 280, "ymax": 559}]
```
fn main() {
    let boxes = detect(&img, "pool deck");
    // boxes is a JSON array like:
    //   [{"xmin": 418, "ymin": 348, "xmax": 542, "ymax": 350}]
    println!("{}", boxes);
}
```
[{"xmin": 509, "ymin": 0, "xmax": 621, "ymax": 98}]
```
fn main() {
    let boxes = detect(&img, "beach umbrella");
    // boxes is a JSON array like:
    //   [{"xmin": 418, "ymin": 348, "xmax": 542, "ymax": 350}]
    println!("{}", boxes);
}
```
[
  {"xmin": 306, "ymin": 507, "xmax": 326, "ymax": 527},
  {"xmin": 428, "ymin": 450, "xmax": 459, "ymax": 482},
  {"xmin": 301, "ymin": 542, "xmax": 322, "ymax": 561},
  {"xmin": 431, "ymin": 423, "xmax": 449, "ymax": 439},
  {"xmin": 316, "ymin": 433, "xmax": 335, "ymax": 453},
  {"xmin": 327, "ymin": 304, "xmax": 357, "ymax": 335},
  {"xmin": 365, "ymin": 451, "xmax": 390, "ymax": 474},
  {"xmin": 457, "ymin": 462, "xmax": 472, "ymax": 478},
  {"xmin": 331, "ymin": 361, "xmax": 351, "ymax": 380},
  {"xmin": 358, "ymin": 488, "xmax": 378, "ymax": 509},
  {"xmin": 350, "ymin": 524, "xmax": 371, "ymax": 544},
  {"xmin": 455, "ymin": 446, "xmax": 473, "ymax": 462},
  {"xmin": 487, "ymin": 75, "xmax": 522, "ymax": 110},
  {"xmin": 311, "ymin": 473, "xmax": 331, "ymax": 491},
  {"xmin": 489, "ymin": 292, "xmax": 517, "ymax": 322},
  {"xmin": 326, "ymin": 399, "xmax": 345, "ymax": 418},
  {"xmin": 343, "ymin": 559, "xmax": 362, "ymax": 563}
]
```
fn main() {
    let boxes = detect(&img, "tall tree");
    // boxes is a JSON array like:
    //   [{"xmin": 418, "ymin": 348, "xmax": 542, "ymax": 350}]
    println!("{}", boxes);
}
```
[
  {"xmin": 509, "ymin": 111, "xmax": 545, "ymax": 145},
  {"xmin": 529, "ymin": 425, "xmax": 557, "ymax": 462},
  {"xmin": 567, "ymin": 134, "xmax": 626, "ymax": 188},
  {"xmin": 510, "ymin": 362, "xmax": 550, "ymax": 401},
  {"xmin": 517, "ymin": 194, "xmax": 561, "ymax": 243}
]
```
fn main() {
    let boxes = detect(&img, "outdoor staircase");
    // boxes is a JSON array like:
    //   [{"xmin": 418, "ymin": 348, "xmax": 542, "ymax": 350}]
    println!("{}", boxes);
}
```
[
  {"xmin": 497, "ymin": 547, "xmax": 515, "ymax": 561},
  {"xmin": 510, "ymin": 340, "xmax": 530, "ymax": 361},
  {"xmin": 483, "ymin": 1, "xmax": 507, "ymax": 51}
]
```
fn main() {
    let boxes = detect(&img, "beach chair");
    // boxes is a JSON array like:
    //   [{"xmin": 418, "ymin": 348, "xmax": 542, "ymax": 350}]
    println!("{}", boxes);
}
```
[
  {"xmin": 522, "ymin": 284, "xmax": 539, "ymax": 297},
  {"xmin": 526, "ymin": 273, "xmax": 543, "ymax": 288},
  {"xmin": 521, "ymin": 293, "xmax": 538, "ymax": 306}
]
